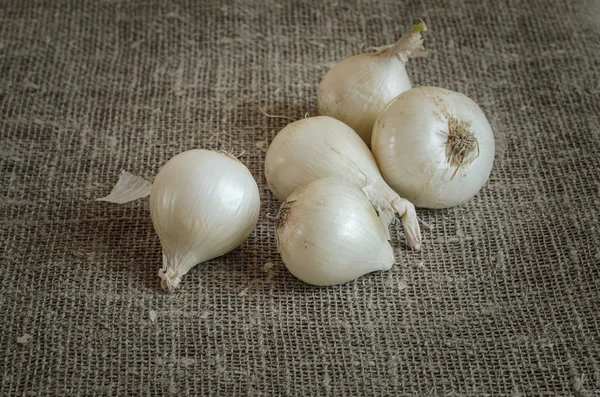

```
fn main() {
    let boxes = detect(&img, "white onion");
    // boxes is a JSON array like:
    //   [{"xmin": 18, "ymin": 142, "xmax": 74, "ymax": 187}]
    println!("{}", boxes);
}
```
[
  {"xmin": 150, "ymin": 149, "xmax": 260, "ymax": 292},
  {"xmin": 318, "ymin": 22, "xmax": 427, "ymax": 143},
  {"xmin": 372, "ymin": 86, "xmax": 495, "ymax": 209},
  {"xmin": 265, "ymin": 116, "xmax": 421, "ymax": 249},
  {"xmin": 276, "ymin": 178, "xmax": 394, "ymax": 286}
]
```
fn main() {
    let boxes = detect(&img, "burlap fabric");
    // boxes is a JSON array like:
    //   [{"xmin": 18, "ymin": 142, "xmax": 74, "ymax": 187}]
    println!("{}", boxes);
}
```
[{"xmin": 1, "ymin": 0, "xmax": 599, "ymax": 395}]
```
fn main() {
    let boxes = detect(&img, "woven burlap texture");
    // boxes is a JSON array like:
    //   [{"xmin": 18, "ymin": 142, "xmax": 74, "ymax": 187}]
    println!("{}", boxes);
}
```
[{"xmin": 1, "ymin": 0, "xmax": 599, "ymax": 395}]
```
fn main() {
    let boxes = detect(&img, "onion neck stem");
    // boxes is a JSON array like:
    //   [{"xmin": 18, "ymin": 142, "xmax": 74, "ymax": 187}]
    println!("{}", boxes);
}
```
[
  {"xmin": 365, "ymin": 178, "xmax": 422, "ymax": 250},
  {"xmin": 158, "ymin": 266, "xmax": 182, "ymax": 293},
  {"xmin": 387, "ymin": 21, "xmax": 428, "ymax": 63}
]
